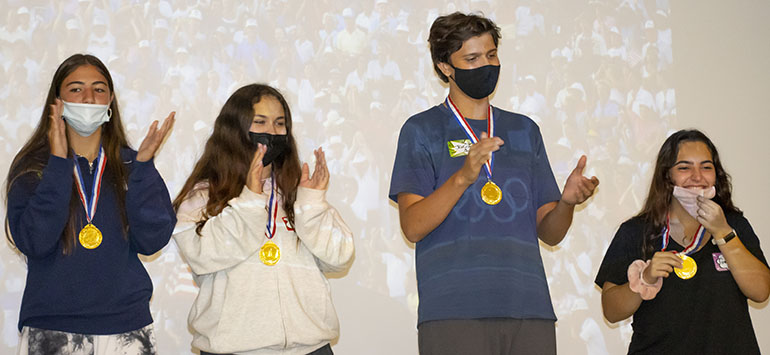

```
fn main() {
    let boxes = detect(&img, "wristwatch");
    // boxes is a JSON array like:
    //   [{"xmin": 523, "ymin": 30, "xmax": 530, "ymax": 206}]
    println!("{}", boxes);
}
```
[{"xmin": 712, "ymin": 229, "xmax": 737, "ymax": 246}]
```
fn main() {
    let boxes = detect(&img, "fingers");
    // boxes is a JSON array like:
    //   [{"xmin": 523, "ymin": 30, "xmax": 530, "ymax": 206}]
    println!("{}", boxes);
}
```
[
  {"xmin": 301, "ymin": 162, "xmax": 310, "ymax": 181},
  {"xmin": 145, "ymin": 120, "xmax": 159, "ymax": 140},
  {"xmin": 253, "ymin": 143, "xmax": 266, "ymax": 167},
  {"xmin": 573, "ymin": 155, "xmax": 587, "ymax": 175},
  {"xmin": 157, "ymin": 111, "xmax": 176, "ymax": 138}
]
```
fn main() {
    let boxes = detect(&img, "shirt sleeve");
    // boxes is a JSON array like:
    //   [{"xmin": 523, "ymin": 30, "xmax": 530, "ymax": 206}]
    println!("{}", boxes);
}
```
[
  {"xmin": 388, "ymin": 118, "xmax": 436, "ymax": 203},
  {"xmin": 7, "ymin": 155, "xmax": 74, "ymax": 258},
  {"xmin": 125, "ymin": 157, "xmax": 177, "ymax": 255},
  {"xmin": 293, "ymin": 187, "xmax": 355, "ymax": 273},
  {"xmin": 173, "ymin": 185, "xmax": 268, "ymax": 276},
  {"xmin": 530, "ymin": 125, "xmax": 561, "ymax": 208},
  {"xmin": 595, "ymin": 220, "xmax": 644, "ymax": 288},
  {"xmin": 729, "ymin": 213, "xmax": 768, "ymax": 267}
]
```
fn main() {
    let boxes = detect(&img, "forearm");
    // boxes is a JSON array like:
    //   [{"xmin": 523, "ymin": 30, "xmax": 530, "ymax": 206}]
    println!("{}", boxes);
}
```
[
  {"xmin": 399, "ymin": 171, "xmax": 471, "ymax": 243},
  {"xmin": 720, "ymin": 237, "xmax": 770, "ymax": 302},
  {"xmin": 8, "ymin": 156, "xmax": 74, "ymax": 257},
  {"xmin": 601, "ymin": 282, "xmax": 643, "ymax": 323},
  {"xmin": 537, "ymin": 200, "xmax": 574, "ymax": 246},
  {"xmin": 294, "ymin": 188, "xmax": 355, "ymax": 271},
  {"xmin": 174, "ymin": 188, "xmax": 268, "ymax": 275},
  {"xmin": 126, "ymin": 159, "xmax": 176, "ymax": 254}
]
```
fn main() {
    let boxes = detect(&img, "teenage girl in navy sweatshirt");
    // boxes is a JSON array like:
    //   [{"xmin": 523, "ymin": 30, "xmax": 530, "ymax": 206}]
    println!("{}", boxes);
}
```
[{"xmin": 5, "ymin": 54, "xmax": 176, "ymax": 354}]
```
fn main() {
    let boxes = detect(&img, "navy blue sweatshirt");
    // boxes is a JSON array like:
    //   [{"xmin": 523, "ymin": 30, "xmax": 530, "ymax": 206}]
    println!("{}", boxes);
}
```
[{"xmin": 7, "ymin": 149, "xmax": 176, "ymax": 334}]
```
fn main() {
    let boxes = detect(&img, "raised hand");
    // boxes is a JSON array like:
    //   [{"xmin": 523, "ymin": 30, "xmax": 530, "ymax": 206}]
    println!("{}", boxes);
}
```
[
  {"xmin": 48, "ymin": 99, "xmax": 67, "ymax": 158},
  {"xmin": 696, "ymin": 196, "xmax": 732, "ymax": 239},
  {"xmin": 246, "ymin": 144, "xmax": 267, "ymax": 193},
  {"xmin": 136, "ymin": 112, "xmax": 175, "ymax": 162},
  {"xmin": 561, "ymin": 155, "xmax": 600, "ymax": 205},
  {"xmin": 643, "ymin": 251, "xmax": 683, "ymax": 284},
  {"xmin": 299, "ymin": 147, "xmax": 329, "ymax": 190},
  {"xmin": 458, "ymin": 131, "xmax": 504, "ymax": 185}
]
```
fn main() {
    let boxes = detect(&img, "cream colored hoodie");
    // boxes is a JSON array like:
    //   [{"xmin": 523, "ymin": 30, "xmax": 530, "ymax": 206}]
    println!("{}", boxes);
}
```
[{"xmin": 173, "ymin": 181, "xmax": 354, "ymax": 355}]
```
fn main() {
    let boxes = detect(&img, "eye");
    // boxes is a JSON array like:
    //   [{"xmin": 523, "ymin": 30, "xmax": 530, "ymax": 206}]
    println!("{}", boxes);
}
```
[
  {"xmin": 253, "ymin": 119, "xmax": 265, "ymax": 125},
  {"xmin": 276, "ymin": 121, "xmax": 286, "ymax": 126},
  {"xmin": 95, "ymin": 88, "xmax": 107, "ymax": 93},
  {"xmin": 677, "ymin": 166, "xmax": 690, "ymax": 171},
  {"xmin": 69, "ymin": 88, "xmax": 81, "ymax": 93}
]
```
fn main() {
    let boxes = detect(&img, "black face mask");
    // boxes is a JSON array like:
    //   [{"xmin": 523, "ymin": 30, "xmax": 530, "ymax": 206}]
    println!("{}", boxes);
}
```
[
  {"xmin": 450, "ymin": 64, "xmax": 501, "ymax": 100},
  {"xmin": 249, "ymin": 132, "xmax": 289, "ymax": 166}
]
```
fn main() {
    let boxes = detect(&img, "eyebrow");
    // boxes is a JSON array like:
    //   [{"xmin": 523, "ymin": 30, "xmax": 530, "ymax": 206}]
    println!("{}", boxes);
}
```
[
  {"xmin": 65, "ymin": 80, "xmax": 109, "ymax": 87},
  {"xmin": 463, "ymin": 49, "xmax": 497, "ymax": 59},
  {"xmin": 254, "ymin": 115, "xmax": 286, "ymax": 120},
  {"xmin": 674, "ymin": 160, "xmax": 714, "ymax": 165}
]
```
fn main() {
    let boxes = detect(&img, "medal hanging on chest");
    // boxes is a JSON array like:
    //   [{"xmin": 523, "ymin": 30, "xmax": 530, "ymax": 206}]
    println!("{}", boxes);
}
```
[
  {"xmin": 73, "ymin": 146, "xmax": 107, "ymax": 249},
  {"xmin": 446, "ymin": 97, "xmax": 501, "ymax": 205},
  {"xmin": 661, "ymin": 214, "xmax": 706, "ymax": 279},
  {"xmin": 259, "ymin": 174, "xmax": 281, "ymax": 266}
]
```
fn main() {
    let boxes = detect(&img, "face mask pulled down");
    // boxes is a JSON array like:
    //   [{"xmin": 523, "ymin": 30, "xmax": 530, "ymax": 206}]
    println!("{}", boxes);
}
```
[
  {"xmin": 249, "ymin": 132, "xmax": 289, "ymax": 167},
  {"xmin": 450, "ymin": 64, "xmax": 501, "ymax": 100},
  {"xmin": 61, "ymin": 101, "xmax": 111, "ymax": 137},
  {"xmin": 672, "ymin": 186, "xmax": 716, "ymax": 218}
]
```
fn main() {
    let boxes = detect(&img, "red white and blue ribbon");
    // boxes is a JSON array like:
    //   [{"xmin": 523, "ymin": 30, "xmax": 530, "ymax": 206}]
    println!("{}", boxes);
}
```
[
  {"xmin": 265, "ymin": 173, "xmax": 278, "ymax": 239},
  {"xmin": 661, "ymin": 214, "xmax": 706, "ymax": 255},
  {"xmin": 72, "ymin": 146, "xmax": 107, "ymax": 224},
  {"xmin": 445, "ymin": 96, "xmax": 494, "ymax": 180}
]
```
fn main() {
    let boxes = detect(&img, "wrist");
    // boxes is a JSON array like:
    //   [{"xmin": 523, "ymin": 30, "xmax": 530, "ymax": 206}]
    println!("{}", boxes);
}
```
[{"xmin": 712, "ymin": 229, "xmax": 737, "ymax": 246}]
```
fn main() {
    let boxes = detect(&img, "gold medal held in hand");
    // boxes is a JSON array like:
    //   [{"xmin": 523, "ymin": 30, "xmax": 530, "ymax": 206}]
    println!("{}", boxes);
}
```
[
  {"xmin": 260, "ymin": 240, "xmax": 281, "ymax": 266},
  {"xmin": 79, "ymin": 223, "xmax": 102, "ymax": 249},
  {"xmin": 675, "ymin": 254, "xmax": 697, "ymax": 279},
  {"xmin": 481, "ymin": 180, "xmax": 502, "ymax": 205}
]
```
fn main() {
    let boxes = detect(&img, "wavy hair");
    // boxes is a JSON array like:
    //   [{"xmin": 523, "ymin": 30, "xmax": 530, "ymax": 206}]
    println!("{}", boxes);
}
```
[
  {"xmin": 428, "ymin": 12, "xmax": 501, "ymax": 83},
  {"xmin": 636, "ymin": 129, "xmax": 740, "ymax": 258},
  {"xmin": 173, "ymin": 84, "xmax": 302, "ymax": 235}
]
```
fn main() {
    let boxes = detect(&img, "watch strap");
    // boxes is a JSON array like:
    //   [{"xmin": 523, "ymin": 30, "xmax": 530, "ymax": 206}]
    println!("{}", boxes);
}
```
[{"xmin": 712, "ymin": 229, "xmax": 737, "ymax": 246}]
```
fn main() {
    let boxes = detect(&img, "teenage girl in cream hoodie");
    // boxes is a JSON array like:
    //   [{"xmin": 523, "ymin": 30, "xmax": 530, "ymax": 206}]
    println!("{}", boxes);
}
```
[{"xmin": 173, "ymin": 84, "xmax": 354, "ymax": 355}]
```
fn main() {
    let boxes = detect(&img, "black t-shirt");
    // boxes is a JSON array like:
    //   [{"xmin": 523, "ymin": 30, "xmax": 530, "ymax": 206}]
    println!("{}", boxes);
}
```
[{"xmin": 595, "ymin": 212, "xmax": 768, "ymax": 355}]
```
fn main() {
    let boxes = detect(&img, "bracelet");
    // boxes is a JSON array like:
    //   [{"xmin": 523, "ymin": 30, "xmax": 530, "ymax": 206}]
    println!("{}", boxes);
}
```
[{"xmin": 627, "ymin": 259, "xmax": 663, "ymax": 300}]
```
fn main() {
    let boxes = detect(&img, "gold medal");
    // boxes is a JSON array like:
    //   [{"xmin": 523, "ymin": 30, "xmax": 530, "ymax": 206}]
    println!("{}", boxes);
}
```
[
  {"xmin": 79, "ymin": 223, "xmax": 102, "ymax": 249},
  {"xmin": 260, "ymin": 240, "xmax": 281, "ymax": 266},
  {"xmin": 481, "ymin": 181, "xmax": 502, "ymax": 205},
  {"xmin": 675, "ymin": 254, "xmax": 697, "ymax": 279}
]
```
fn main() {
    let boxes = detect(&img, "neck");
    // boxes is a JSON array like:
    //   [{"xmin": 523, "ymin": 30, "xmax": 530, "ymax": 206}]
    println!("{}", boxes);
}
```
[
  {"xmin": 67, "ymin": 126, "xmax": 102, "ymax": 162},
  {"xmin": 669, "ymin": 199, "xmax": 699, "ymax": 229},
  {"xmin": 448, "ymin": 86, "xmax": 489, "ymax": 120}
]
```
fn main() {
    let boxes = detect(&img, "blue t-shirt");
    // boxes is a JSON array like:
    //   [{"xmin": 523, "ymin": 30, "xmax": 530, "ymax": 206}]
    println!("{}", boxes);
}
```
[{"xmin": 389, "ymin": 104, "xmax": 561, "ymax": 324}]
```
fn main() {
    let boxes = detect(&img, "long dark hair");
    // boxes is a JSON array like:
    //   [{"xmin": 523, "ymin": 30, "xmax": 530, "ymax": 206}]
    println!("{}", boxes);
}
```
[
  {"xmin": 637, "ymin": 129, "xmax": 740, "ymax": 258},
  {"xmin": 173, "ymin": 84, "xmax": 302, "ymax": 235},
  {"xmin": 5, "ymin": 54, "xmax": 130, "ymax": 255}
]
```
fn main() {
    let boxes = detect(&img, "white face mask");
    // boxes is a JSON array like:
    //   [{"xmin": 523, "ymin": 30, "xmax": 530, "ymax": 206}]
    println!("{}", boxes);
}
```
[
  {"xmin": 61, "ymin": 101, "xmax": 111, "ymax": 137},
  {"xmin": 672, "ymin": 185, "xmax": 716, "ymax": 218}
]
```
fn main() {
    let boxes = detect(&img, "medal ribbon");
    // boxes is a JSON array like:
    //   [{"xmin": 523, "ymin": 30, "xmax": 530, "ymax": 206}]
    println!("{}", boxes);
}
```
[
  {"xmin": 72, "ymin": 146, "xmax": 107, "ymax": 224},
  {"xmin": 446, "ymin": 96, "xmax": 494, "ymax": 180},
  {"xmin": 265, "ymin": 173, "xmax": 278, "ymax": 239},
  {"xmin": 661, "ymin": 214, "xmax": 706, "ymax": 255}
]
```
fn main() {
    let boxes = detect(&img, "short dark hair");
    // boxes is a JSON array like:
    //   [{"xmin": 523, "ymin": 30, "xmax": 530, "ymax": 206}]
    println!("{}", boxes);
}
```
[{"xmin": 428, "ymin": 12, "xmax": 501, "ymax": 83}]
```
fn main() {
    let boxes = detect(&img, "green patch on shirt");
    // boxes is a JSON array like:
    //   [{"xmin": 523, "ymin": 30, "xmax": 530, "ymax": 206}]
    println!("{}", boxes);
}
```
[{"xmin": 447, "ymin": 139, "xmax": 471, "ymax": 157}]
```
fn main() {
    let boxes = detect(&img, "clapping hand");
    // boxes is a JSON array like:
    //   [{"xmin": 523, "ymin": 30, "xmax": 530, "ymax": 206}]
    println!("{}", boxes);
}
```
[{"xmin": 299, "ymin": 147, "xmax": 329, "ymax": 190}]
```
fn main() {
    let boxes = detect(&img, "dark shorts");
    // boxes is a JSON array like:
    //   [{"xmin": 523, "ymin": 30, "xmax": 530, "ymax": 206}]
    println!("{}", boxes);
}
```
[{"xmin": 418, "ymin": 318, "xmax": 556, "ymax": 355}]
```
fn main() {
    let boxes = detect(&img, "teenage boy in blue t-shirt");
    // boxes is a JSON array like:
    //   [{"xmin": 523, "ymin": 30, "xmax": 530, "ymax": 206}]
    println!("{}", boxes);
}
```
[{"xmin": 389, "ymin": 12, "xmax": 599, "ymax": 355}]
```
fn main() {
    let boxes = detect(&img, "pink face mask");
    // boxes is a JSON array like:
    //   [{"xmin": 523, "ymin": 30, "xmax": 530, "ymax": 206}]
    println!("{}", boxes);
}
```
[{"xmin": 672, "ymin": 186, "xmax": 716, "ymax": 218}]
